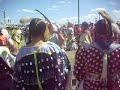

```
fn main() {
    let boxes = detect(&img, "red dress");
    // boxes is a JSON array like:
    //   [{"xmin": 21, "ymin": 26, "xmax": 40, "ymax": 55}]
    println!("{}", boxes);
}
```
[{"xmin": 74, "ymin": 42, "xmax": 120, "ymax": 90}]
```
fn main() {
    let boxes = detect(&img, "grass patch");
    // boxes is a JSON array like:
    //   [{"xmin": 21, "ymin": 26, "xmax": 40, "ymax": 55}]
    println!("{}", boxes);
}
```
[{"xmin": 66, "ymin": 50, "xmax": 76, "ymax": 70}]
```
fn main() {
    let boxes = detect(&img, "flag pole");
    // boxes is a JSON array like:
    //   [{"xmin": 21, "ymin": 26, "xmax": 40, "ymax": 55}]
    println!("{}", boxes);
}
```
[{"xmin": 78, "ymin": 0, "xmax": 80, "ymax": 25}]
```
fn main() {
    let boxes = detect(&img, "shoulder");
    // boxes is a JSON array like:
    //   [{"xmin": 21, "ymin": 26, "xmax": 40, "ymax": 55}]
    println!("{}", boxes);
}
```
[
  {"xmin": 16, "ymin": 42, "xmax": 63, "ymax": 61},
  {"xmin": 16, "ymin": 45, "xmax": 42, "ymax": 61},
  {"xmin": 84, "ymin": 42, "xmax": 102, "ymax": 52},
  {"xmin": 81, "ymin": 30, "xmax": 90, "ymax": 35},
  {"xmin": 46, "ymin": 41, "xmax": 62, "ymax": 52},
  {"xmin": 84, "ymin": 30, "xmax": 91, "ymax": 35},
  {"xmin": 19, "ymin": 42, "xmax": 62, "ymax": 54},
  {"xmin": 80, "ymin": 32, "xmax": 87, "ymax": 37}
]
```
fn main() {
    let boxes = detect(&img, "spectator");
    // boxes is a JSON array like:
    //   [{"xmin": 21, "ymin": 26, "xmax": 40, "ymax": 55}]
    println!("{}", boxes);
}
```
[
  {"xmin": 49, "ymin": 23, "xmax": 65, "ymax": 49},
  {"xmin": 0, "ymin": 25, "xmax": 15, "ymax": 90},
  {"xmin": 1, "ymin": 28, "xmax": 17, "ymax": 55},
  {"xmin": 78, "ymin": 21, "xmax": 92, "ymax": 48}
]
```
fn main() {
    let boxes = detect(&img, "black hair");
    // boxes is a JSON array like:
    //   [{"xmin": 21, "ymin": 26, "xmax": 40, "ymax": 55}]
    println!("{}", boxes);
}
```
[
  {"xmin": 82, "ymin": 21, "xmax": 89, "ymax": 28},
  {"xmin": 29, "ymin": 18, "xmax": 46, "ymax": 37},
  {"xmin": 27, "ymin": 18, "xmax": 46, "ymax": 45},
  {"xmin": 95, "ymin": 19, "xmax": 112, "ymax": 36}
]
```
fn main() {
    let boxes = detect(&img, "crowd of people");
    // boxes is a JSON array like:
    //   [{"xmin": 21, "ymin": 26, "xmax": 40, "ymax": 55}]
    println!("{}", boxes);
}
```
[{"xmin": 0, "ymin": 10, "xmax": 120, "ymax": 90}]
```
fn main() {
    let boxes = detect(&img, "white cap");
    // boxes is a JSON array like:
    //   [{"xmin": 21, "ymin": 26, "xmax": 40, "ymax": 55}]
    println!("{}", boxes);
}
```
[
  {"xmin": 52, "ymin": 24, "xmax": 58, "ymax": 32},
  {"xmin": 1, "ymin": 28, "xmax": 9, "ymax": 36}
]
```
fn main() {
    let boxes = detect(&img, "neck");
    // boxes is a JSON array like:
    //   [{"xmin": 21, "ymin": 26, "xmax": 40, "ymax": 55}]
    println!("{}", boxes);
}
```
[
  {"xmin": 82, "ymin": 29, "xmax": 87, "ymax": 32},
  {"xmin": 95, "ymin": 37, "xmax": 112, "ymax": 51},
  {"xmin": 27, "ymin": 36, "xmax": 45, "ymax": 46}
]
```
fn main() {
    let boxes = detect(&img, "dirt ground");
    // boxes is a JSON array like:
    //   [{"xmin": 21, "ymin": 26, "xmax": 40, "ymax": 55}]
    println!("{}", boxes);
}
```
[
  {"xmin": 66, "ymin": 50, "xmax": 76, "ymax": 70},
  {"xmin": 66, "ymin": 50, "xmax": 76, "ymax": 90}
]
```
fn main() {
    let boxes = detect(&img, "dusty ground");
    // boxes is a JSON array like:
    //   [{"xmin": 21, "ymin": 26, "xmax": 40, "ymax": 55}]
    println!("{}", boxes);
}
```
[
  {"xmin": 66, "ymin": 50, "xmax": 76, "ymax": 90},
  {"xmin": 66, "ymin": 50, "xmax": 76, "ymax": 70}
]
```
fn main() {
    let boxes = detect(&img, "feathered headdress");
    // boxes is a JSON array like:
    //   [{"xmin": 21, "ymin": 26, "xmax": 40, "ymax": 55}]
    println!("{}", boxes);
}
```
[{"xmin": 98, "ymin": 10, "xmax": 114, "ymax": 23}]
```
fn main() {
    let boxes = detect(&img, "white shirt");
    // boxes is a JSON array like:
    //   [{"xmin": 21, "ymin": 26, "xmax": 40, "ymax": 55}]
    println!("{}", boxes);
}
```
[{"xmin": 0, "ymin": 46, "xmax": 15, "ymax": 69}]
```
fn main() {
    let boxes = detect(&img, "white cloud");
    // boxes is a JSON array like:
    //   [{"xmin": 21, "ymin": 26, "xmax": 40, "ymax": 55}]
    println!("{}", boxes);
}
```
[
  {"xmin": 109, "ymin": 1, "xmax": 117, "ymax": 6},
  {"xmin": 36, "ymin": 15, "xmax": 44, "ymax": 19},
  {"xmin": 59, "ymin": 1, "xmax": 66, "ymax": 4},
  {"xmin": 67, "ymin": 1, "xmax": 72, "ymax": 4},
  {"xmin": 17, "ymin": 10, "xmax": 21, "ymax": 12},
  {"xmin": 113, "ymin": 10, "xmax": 120, "ymax": 14},
  {"xmin": 47, "ymin": 8, "xmax": 52, "ymax": 11},
  {"xmin": 112, "ymin": 10, "xmax": 120, "ymax": 21},
  {"xmin": 56, "ymin": 13, "xmax": 98, "ymax": 24},
  {"xmin": 22, "ymin": 9, "xmax": 35, "ymax": 13},
  {"xmin": 57, "ymin": 17, "xmax": 78, "ymax": 24},
  {"xmin": 59, "ymin": 1, "xmax": 71, "ymax": 4},
  {"xmin": 90, "ymin": 8, "xmax": 106, "ymax": 12},
  {"xmin": 47, "ymin": 5, "xmax": 59, "ymax": 11},
  {"xmin": 17, "ymin": 9, "xmax": 35, "ymax": 13},
  {"xmin": 55, "ymin": 8, "xmax": 59, "ymax": 11},
  {"xmin": 81, "ymin": 13, "xmax": 98, "ymax": 23},
  {"xmin": 51, "ymin": 5, "xmax": 58, "ymax": 8},
  {"xmin": 47, "ymin": 8, "xmax": 59, "ymax": 11},
  {"xmin": 5, "ymin": 17, "xmax": 10, "ymax": 20}
]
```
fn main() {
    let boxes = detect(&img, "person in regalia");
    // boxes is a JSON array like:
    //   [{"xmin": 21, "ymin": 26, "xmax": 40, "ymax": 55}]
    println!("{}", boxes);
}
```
[
  {"xmin": 13, "ymin": 18, "xmax": 71, "ymax": 90},
  {"xmin": 74, "ymin": 19, "xmax": 120, "ymax": 90}
]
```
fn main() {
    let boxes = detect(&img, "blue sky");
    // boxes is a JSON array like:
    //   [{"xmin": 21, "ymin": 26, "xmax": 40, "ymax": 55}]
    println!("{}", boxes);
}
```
[{"xmin": 0, "ymin": 0, "xmax": 120, "ymax": 24}]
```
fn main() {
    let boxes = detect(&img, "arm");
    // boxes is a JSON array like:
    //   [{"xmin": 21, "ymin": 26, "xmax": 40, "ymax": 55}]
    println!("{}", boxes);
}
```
[
  {"xmin": 112, "ymin": 23, "xmax": 120, "ymax": 35},
  {"xmin": 54, "ymin": 31, "xmax": 65, "ymax": 48}
]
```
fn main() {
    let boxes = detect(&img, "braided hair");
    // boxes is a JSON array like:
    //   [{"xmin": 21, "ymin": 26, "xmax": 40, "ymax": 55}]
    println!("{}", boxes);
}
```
[{"xmin": 27, "ymin": 18, "xmax": 46, "ymax": 45}]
